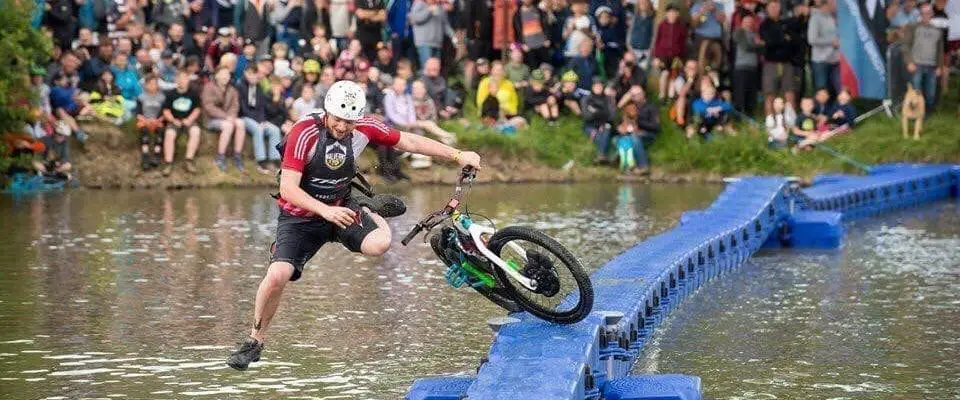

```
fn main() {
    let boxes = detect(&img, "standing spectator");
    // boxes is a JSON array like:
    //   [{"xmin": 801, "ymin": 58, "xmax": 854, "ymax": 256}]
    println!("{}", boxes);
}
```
[
  {"xmin": 786, "ymin": 1, "xmax": 811, "ymax": 100},
  {"xmin": 759, "ymin": 1, "xmax": 796, "ymax": 114},
  {"xmin": 206, "ymin": 27, "xmax": 241, "ymax": 71},
  {"xmin": 152, "ymin": 0, "xmax": 189, "ymax": 31},
  {"xmin": 732, "ymin": 14, "xmax": 763, "ymax": 117},
  {"xmin": 237, "ymin": 65, "xmax": 282, "ymax": 174},
  {"xmin": 732, "ymin": 0, "xmax": 762, "ymax": 33},
  {"xmin": 514, "ymin": 0, "xmax": 551, "ymax": 68},
  {"xmin": 329, "ymin": 0, "xmax": 354, "ymax": 51},
  {"xmin": 462, "ymin": 0, "xmax": 493, "ymax": 87},
  {"xmin": 213, "ymin": 0, "xmax": 238, "ymax": 29},
  {"xmin": 566, "ymin": 40, "xmax": 597, "ymax": 90},
  {"xmin": 544, "ymin": 0, "xmax": 571, "ymax": 65},
  {"xmin": 202, "ymin": 67, "xmax": 246, "ymax": 172},
  {"xmin": 580, "ymin": 80, "xmax": 615, "ymax": 163},
  {"xmin": 690, "ymin": 0, "xmax": 726, "ymax": 76},
  {"xmin": 887, "ymin": 0, "xmax": 920, "ymax": 28},
  {"xmin": 808, "ymin": 0, "xmax": 841, "ymax": 97},
  {"xmin": 525, "ymin": 69, "xmax": 559, "ymax": 124},
  {"xmin": 493, "ymin": 0, "xmax": 518, "ymax": 54},
  {"xmin": 45, "ymin": 0, "xmax": 78, "ymax": 49},
  {"xmin": 505, "ymin": 45, "xmax": 532, "ymax": 89},
  {"xmin": 628, "ymin": 0, "xmax": 655, "ymax": 69},
  {"xmin": 356, "ymin": 0, "xmax": 387, "ymax": 62},
  {"xmin": 410, "ymin": 0, "xmax": 456, "ymax": 70},
  {"xmin": 563, "ymin": 1, "xmax": 594, "ymax": 58},
  {"xmin": 237, "ymin": 0, "xmax": 271, "ymax": 57},
  {"xmin": 387, "ymin": 0, "xmax": 415, "ymax": 64},
  {"xmin": 161, "ymin": 71, "xmax": 202, "ymax": 176},
  {"xmin": 904, "ymin": 3, "xmax": 944, "ymax": 110},
  {"xmin": 136, "ymin": 75, "xmax": 166, "ymax": 170},
  {"xmin": 270, "ymin": 0, "xmax": 304, "ymax": 53},
  {"xmin": 652, "ymin": 5, "xmax": 687, "ymax": 99},
  {"xmin": 595, "ymin": 6, "xmax": 623, "ymax": 79}
]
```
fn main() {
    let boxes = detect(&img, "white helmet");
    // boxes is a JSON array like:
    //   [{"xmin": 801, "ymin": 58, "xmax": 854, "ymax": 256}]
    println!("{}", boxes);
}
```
[{"xmin": 324, "ymin": 80, "xmax": 367, "ymax": 121}]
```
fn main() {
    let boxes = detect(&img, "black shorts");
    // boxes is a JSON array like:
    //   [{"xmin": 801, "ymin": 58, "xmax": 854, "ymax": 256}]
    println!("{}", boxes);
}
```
[
  {"xmin": 468, "ymin": 39, "xmax": 492, "ymax": 60},
  {"xmin": 270, "ymin": 209, "xmax": 378, "ymax": 281}
]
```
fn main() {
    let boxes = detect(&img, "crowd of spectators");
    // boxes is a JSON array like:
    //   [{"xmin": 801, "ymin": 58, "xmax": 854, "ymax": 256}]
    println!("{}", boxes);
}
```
[{"xmin": 21, "ymin": 0, "xmax": 960, "ymax": 180}]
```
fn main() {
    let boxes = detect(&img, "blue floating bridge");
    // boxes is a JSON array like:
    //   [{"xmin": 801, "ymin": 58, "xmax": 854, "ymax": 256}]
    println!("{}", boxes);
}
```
[{"xmin": 407, "ymin": 164, "xmax": 960, "ymax": 400}]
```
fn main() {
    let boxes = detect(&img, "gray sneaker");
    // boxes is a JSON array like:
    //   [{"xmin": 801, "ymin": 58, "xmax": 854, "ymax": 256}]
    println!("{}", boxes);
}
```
[
  {"xmin": 233, "ymin": 154, "xmax": 245, "ymax": 173},
  {"xmin": 214, "ymin": 155, "xmax": 228, "ymax": 172},
  {"xmin": 226, "ymin": 338, "xmax": 263, "ymax": 371}
]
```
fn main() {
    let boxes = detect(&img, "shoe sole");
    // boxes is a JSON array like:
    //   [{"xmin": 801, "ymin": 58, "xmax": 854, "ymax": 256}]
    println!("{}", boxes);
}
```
[{"xmin": 226, "ymin": 355, "xmax": 260, "ymax": 371}]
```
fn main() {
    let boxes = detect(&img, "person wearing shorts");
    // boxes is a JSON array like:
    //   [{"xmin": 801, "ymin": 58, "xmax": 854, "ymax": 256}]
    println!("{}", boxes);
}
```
[
  {"xmin": 226, "ymin": 81, "xmax": 482, "ymax": 371},
  {"xmin": 160, "ymin": 71, "xmax": 202, "ymax": 176},
  {"xmin": 759, "ymin": 0, "xmax": 797, "ymax": 114}
]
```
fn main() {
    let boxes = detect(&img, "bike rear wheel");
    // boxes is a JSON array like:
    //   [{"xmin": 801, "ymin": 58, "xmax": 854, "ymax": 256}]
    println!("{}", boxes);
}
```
[
  {"xmin": 430, "ymin": 233, "xmax": 521, "ymax": 313},
  {"xmin": 488, "ymin": 226, "xmax": 593, "ymax": 324}
]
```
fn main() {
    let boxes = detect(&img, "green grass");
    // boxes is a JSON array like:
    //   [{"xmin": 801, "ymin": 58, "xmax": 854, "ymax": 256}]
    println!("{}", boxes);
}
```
[{"xmin": 442, "ymin": 96, "xmax": 960, "ymax": 178}]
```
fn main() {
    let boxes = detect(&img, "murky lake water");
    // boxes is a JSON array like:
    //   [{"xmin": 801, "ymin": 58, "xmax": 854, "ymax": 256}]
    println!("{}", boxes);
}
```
[
  {"xmin": 1, "ymin": 185, "xmax": 957, "ymax": 399},
  {"xmin": 0, "ymin": 184, "xmax": 719, "ymax": 399}
]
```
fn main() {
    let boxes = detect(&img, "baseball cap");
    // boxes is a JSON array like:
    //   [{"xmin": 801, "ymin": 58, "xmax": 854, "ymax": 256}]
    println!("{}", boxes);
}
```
[
  {"xmin": 530, "ymin": 69, "xmax": 545, "ymax": 82},
  {"xmin": 594, "ymin": 6, "xmax": 613, "ymax": 17},
  {"xmin": 257, "ymin": 54, "xmax": 273, "ymax": 62},
  {"xmin": 561, "ymin": 70, "xmax": 579, "ymax": 83},
  {"xmin": 303, "ymin": 59, "xmax": 321, "ymax": 73},
  {"xmin": 538, "ymin": 62, "xmax": 554, "ymax": 72},
  {"xmin": 477, "ymin": 58, "xmax": 490, "ymax": 66},
  {"xmin": 30, "ymin": 65, "xmax": 47, "ymax": 76},
  {"xmin": 217, "ymin": 27, "xmax": 232, "ymax": 37}
]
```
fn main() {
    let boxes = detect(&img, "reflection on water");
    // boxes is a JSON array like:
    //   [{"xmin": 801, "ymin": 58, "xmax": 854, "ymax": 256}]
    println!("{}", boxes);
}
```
[
  {"xmin": 0, "ymin": 184, "xmax": 720, "ymax": 399},
  {"xmin": 637, "ymin": 202, "xmax": 960, "ymax": 400}
]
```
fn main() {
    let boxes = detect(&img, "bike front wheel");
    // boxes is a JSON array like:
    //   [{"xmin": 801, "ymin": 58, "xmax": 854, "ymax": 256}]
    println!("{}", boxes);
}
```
[{"xmin": 488, "ymin": 226, "xmax": 594, "ymax": 324}]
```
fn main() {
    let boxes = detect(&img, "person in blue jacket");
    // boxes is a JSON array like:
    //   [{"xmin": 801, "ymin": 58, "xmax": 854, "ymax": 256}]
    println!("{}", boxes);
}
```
[{"xmin": 688, "ymin": 81, "xmax": 733, "ymax": 140}]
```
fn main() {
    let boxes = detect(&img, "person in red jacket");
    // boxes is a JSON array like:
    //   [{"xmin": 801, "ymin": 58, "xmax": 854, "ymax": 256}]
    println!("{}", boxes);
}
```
[{"xmin": 652, "ymin": 5, "xmax": 688, "ymax": 100}]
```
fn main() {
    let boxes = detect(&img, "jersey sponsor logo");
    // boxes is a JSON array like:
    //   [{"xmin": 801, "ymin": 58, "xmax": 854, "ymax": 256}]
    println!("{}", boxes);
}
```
[
  {"xmin": 324, "ymin": 142, "xmax": 347, "ymax": 170},
  {"xmin": 308, "ymin": 177, "xmax": 349, "ymax": 186}
]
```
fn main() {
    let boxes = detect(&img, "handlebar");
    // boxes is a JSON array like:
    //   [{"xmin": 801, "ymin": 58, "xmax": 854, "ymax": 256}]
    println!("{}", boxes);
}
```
[{"xmin": 400, "ymin": 166, "xmax": 476, "ymax": 246}]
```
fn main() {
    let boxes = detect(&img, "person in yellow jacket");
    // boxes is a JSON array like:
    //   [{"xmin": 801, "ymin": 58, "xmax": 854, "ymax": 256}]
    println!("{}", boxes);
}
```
[{"xmin": 476, "ymin": 61, "xmax": 521, "ymax": 117}]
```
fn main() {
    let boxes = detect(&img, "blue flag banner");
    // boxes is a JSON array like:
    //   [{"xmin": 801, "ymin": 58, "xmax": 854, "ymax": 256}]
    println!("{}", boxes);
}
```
[{"xmin": 837, "ymin": 0, "xmax": 888, "ymax": 99}]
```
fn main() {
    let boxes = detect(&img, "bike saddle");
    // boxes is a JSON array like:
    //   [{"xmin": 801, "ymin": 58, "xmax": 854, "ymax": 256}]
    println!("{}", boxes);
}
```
[{"xmin": 347, "ymin": 192, "xmax": 407, "ymax": 218}]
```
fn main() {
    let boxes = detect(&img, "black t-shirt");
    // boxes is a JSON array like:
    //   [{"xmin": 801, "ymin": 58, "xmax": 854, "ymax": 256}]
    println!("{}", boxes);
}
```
[
  {"xmin": 355, "ymin": 0, "xmax": 385, "ymax": 45},
  {"xmin": 162, "ymin": 88, "xmax": 201, "ymax": 120}
]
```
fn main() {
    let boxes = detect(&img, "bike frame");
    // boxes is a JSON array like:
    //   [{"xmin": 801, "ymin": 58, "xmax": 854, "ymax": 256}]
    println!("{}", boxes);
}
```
[{"xmin": 450, "ymin": 211, "xmax": 537, "ymax": 291}]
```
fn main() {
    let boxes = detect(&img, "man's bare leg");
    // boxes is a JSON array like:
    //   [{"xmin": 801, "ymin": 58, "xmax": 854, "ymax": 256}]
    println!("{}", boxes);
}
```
[{"xmin": 249, "ymin": 262, "xmax": 295, "ymax": 342}]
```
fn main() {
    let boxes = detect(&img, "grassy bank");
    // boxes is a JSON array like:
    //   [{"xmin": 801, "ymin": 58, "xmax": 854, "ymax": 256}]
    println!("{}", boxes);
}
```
[{"xmin": 444, "ymin": 104, "xmax": 960, "ymax": 181}]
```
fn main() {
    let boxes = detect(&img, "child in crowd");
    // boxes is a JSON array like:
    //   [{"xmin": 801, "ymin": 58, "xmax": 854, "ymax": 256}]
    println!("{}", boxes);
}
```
[
  {"xmin": 526, "ymin": 69, "xmax": 559, "ymax": 124},
  {"xmin": 791, "ymin": 97, "xmax": 820, "ymax": 151},
  {"xmin": 395, "ymin": 58, "xmax": 415, "ymax": 83},
  {"xmin": 581, "ymin": 80, "xmax": 616, "ymax": 163},
  {"xmin": 291, "ymin": 83, "xmax": 317, "ymax": 122},
  {"xmin": 812, "ymin": 87, "xmax": 833, "ymax": 128},
  {"xmin": 595, "ymin": 6, "xmax": 623, "ymax": 78},
  {"xmin": 566, "ymin": 40, "xmax": 597, "ymax": 90},
  {"xmin": 335, "ymin": 39, "xmax": 365, "ymax": 80},
  {"xmin": 473, "ymin": 58, "xmax": 491, "ymax": 91},
  {"xmin": 765, "ymin": 96, "xmax": 796, "ymax": 148},
  {"xmin": 807, "ymin": 88, "xmax": 857, "ymax": 145},
  {"xmin": 563, "ymin": 0, "xmax": 594, "ymax": 58},
  {"xmin": 136, "ymin": 75, "xmax": 166, "ymax": 170},
  {"xmin": 505, "ymin": 45, "xmax": 531, "ymax": 89},
  {"xmin": 236, "ymin": 43, "xmax": 257, "ymax": 83},
  {"xmin": 688, "ymin": 82, "xmax": 733, "ymax": 139},
  {"xmin": 558, "ymin": 70, "xmax": 589, "ymax": 115},
  {"xmin": 272, "ymin": 42, "xmax": 293, "ymax": 78}
]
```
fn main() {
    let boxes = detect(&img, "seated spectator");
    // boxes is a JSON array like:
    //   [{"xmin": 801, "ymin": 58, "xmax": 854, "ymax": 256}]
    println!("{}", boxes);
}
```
[
  {"xmin": 557, "ymin": 70, "xmax": 589, "ymax": 115},
  {"xmin": 265, "ymin": 76, "xmax": 290, "ymax": 134},
  {"xmin": 615, "ymin": 86, "xmax": 659, "ymax": 174},
  {"xmin": 356, "ymin": 61, "xmax": 384, "ymax": 115},
  {"xmin": 566, "ymin": 40, "xmax": 597, "ymax": 90},
  {"xmin": 473, "ymin": 58, "xmax": 491, "ymax": 91},
  {"xmin": 293, "ymin": 59, "xmax": 321, "ymax": 98},
  {"xmin": 595, "ymin": 6, "xmax": 623, "ymax": 78},
  {"xmin": 49, "ymin": 72, "xmax": 92, "ymax": 144},
  {"xmin": 765, "ymin": 96, "xmax": 796, "ymax": 148},
  {"xmin": 505, "ymin": 45, "xmax": 531, "ymax": 89},
  {"xmin": 374, "ymin": 42, "xmax": 397, "ymax": 76},
  {"xmin": 540, "ymin": 63, "xmax": 557, "ymax": 88},
  {"xmin": 791, "ymin": 97, "xmax": 820, "ymax": 151},
  {"xmin": 514, "ymin": 0, "xmax": 551, "ymax": 69},
  {"xmin": 205, "ymin": 27, "xmax": 241, "ymax": 72},
  {"xmin": 238, "ymin": 65, "xmax": 282, "ymax": 174},
  {"xmin": 652, "ymin": 5, "xmax": 688, "ymax": 99},
  {"xmin": 411, "ymin": 80, "xmax": 456, "ymax": 145},
  {"xmin": 476, "ymin": 62, "xmax": 524, "ymax": 126},
  {"xmin": 808, "ymin": 88, "xmax": 857, "ymax": 145},
  {"xmin": 314, "ymin": 66, "xmax": 337, "ymax": 104},
  {"xmin": 89, "ymin": 69, "xmax": 126, "ymax": 124},
  {"xmin": 580, "ymin": 80, "xmax": 616, "ymax": 163},
  {"xmin": 25, "ymin": 66, "xmax": 54, "ymax": 139},
  {"xmin": 669, "ymin": 60, "xmax": 701, "ymax": 126},
  {"xmin": 161, "ymin": 71, "xmax": 202, "ymax": 176},
  {"xmin": 525, "ymin": 69, "xmax": 559, "ymax": 124},
  {"xmin": 382, "ymin": 77, "xmax": 420, "ymax": 174},
  {"xmin": 688, "ymin": 81, "xmax": 733, "ymax": 140},
  {"xmin": 291, "ymin": 83, "xmax": 318, "ymax": 122},
  {"xmin": 235, "ymin": 43, "xmax": 258, "ymax": 83},
  {"xmin": 136, "ymin": 75, "xmax": 166, "ymax": 170},
  {"xmin": 156, "ymin": 50, "xmax": 178, "ymax": 91},
  {"xmin": 272, "ymin": 42, "xmax": 294, "ymax": 78},
  {"xmin": 612, "ymin": 52, "xmax": 646, "ymax": 100},
  {"xmin": 202, "ymin": 67, "xmax": 246, "ymax": 172},
  {"xmin": 33, "ymin": 128, "xmax": 72, "ymax": 181},
  {"xmin": 690, "ymin": 0, "xmax": 727, "ymax": 76},
  {"xmin": 421, "ymin": 57, "xmax": 460, "ymax": 119},
  {"xmin": 812, "ymin": 87, "xmax": 833, "ymax": 126},
  {"xmin": 111, "ymin": 52, "xmax": 142, "ymax": 105}
]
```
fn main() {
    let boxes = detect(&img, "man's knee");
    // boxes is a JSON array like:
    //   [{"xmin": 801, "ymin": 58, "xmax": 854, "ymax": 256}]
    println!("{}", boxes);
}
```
[
  {"xmin": 265, "ymin": 262, "xmax": 294, "ymax": 286},
  {"xmin": 361, "ymin": 233, "xmax": 391, "ymax": 256}
]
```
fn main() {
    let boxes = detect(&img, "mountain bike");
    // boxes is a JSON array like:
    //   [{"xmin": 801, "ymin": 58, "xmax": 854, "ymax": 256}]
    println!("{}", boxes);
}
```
[{"xmin": 401, "ymin": 166, "xmax": 594, "ymax": 325}]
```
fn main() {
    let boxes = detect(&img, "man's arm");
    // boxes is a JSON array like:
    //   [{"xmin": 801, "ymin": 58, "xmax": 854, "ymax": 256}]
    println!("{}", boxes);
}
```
[
  {"xmin": 393, "ymin": 131, "xmax": 481, "ymax": 168},
  {"xmin": 278, "ymin": 169, "xmax": 355, "ymax": 228}
]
